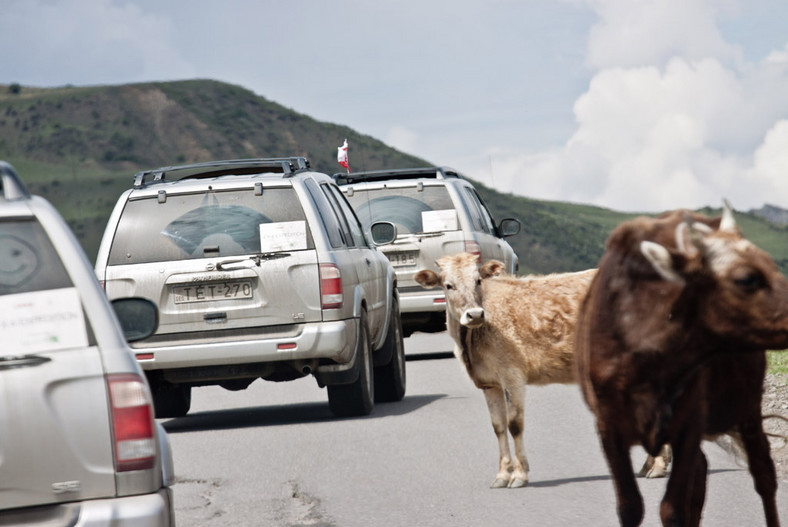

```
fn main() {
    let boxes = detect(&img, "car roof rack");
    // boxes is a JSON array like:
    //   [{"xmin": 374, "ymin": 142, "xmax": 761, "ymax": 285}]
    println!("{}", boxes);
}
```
[
  {"xmin": 0, "ymin": 161, "xmax": 32, "ymax": 200},
  {"xmin": 132, "ymin": 157, "xmax": 312, "ymax": 188},
  {"xmin": 332, "ymin": 166, "xmax": 462, "ymax": 186}
]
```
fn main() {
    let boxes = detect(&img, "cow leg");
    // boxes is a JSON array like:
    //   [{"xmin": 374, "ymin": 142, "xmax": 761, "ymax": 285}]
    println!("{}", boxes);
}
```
[
  {"xmin": 660, "ymin": 431, "xmax": 706, "ymax": 527},
  {"xmin": 504, "ymin": 382, "xmax": 529, "ymax": 488},
  {"xmin": 599, "ymin": 428, "xmax": 644, "ymax": 527},
  {"xmin": 739, "ymin": 420, "xmax": 780, "ymax": 527},
  {"xmin": 483, "ymin": 387, "xmax": 514, "ymax": 488},
  {"xmin": 638, "ymin": 444, "xmax": 672, "ymax": 478}
]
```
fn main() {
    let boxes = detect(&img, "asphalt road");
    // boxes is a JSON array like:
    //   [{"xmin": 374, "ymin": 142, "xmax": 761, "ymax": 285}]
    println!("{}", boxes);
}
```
[{"xmin": 162, "ymin": 331, "xmax": 788, "ymax": 526}]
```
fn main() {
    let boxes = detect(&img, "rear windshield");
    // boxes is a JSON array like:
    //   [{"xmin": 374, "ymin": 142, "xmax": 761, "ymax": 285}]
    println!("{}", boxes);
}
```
[
  {"xmin": 0, "ymin": 219, "xmax": 73, "ymax": 295},
  {"xmin": 345, "ymin": 185, "xmax": 457, "ymax": 234},
  {"xmin": 108, "ymin": 188, "xmax": 314, "ymax": 265}
]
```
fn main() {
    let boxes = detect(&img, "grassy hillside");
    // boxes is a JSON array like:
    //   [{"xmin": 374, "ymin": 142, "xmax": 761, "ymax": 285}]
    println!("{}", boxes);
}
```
[{"xmin": 3, "ymin": 79, "xmax": 788, "ymax": 277}]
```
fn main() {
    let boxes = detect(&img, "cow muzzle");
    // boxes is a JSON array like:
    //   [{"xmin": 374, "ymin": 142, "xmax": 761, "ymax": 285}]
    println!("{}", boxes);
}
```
[{"xmin": 461, "ymin": 307, "xmax": 485, "ymax": 328}]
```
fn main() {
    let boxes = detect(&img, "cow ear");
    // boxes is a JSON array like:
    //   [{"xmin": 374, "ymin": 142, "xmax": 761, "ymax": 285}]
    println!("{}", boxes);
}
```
[
  {"xmin": 414, "ymin": 269, "xmax": 441, "ymax": 288},
  {"xmin": 640, "ymin": 241, "xmax": 685, "ymax": 283},
  {"xmin": 480, "ymin": 260, "xmax": 504, "ymax": 279}
]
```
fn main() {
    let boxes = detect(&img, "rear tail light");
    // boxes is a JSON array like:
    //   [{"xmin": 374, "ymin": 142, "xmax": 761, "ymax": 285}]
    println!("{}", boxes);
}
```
[
  {"xmin": 464, "ymin": 240, "xmax": 482, "ymax": 262},
  {"xmin": 320, "ymin": 263, "xmax": 343, "ymax": 309},
  {"xmin": 107, "ymin": 374, "xmax": 156, "ymax": 472}
]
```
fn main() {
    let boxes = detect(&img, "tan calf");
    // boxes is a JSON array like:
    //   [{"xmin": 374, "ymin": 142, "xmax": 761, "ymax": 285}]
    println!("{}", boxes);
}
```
[{"xmin": 415, "ymin": 253, "xmax": 669, "ymax": 488}]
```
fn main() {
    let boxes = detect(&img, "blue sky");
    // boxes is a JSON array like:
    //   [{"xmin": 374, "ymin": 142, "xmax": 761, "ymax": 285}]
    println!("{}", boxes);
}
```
[{"xmin": 2, "ymin": 0, "xmax": 788, "ymax": 212}]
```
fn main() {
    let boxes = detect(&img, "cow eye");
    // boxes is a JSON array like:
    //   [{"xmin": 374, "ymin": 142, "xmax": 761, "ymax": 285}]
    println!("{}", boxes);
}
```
[{"xmin": 733, "ymin": 270, "xmax": 765, "ymax": 293}]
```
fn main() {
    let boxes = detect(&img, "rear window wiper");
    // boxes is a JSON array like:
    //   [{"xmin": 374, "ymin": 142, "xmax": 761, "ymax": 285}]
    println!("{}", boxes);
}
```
[
  {"xmin": 393, "ymin": 231, "xmax": 445, "ymax": 244},
  {"xmin": 216, "ymin": 252, "xmax": 291, "ymax": 270}
]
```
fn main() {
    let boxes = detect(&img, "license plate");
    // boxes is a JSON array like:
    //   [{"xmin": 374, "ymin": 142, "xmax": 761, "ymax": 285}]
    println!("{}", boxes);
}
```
[
  {"xmin": 172, "ymin": 280, "xmax": 253, "ymax": 304},
  {"xmin": 388, "ymin": 252, "xmax": 417, "ymax": 267}
]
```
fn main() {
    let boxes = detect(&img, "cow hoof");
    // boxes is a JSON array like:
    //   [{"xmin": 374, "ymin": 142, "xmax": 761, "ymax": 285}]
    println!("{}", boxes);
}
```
[
  {"xmin": 491, "ymin": 478, "xmax": 510, "ymax": 488},
  {"xmin": 643, "ymin": 466, "xmax": 668, "ymax": 479},
  {"xmin": 508, "ymin": 478, "xmax": 528, "ymax": 488}
]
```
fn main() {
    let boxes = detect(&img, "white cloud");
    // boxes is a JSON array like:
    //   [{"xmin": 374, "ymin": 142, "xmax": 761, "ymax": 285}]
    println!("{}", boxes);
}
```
[
  {"xmin": 748, "ymin": 120, "xmax": 788, "ymax": 200},
  {"xmin": 488, "ymin": 0, "xmax": 788, "ymax": 212},
  {"xmin": 766, "ymin": 43, "xmax": 788, "ymax": 64},
  {"xmin": 584, "ymin": 0, "xmax": 740, "ymax": 69}
]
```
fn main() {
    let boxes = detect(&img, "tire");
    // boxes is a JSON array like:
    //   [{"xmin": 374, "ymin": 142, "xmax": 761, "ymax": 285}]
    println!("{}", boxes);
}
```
[
  {"xmin": 150, "ymin": 379, "xmax": 191, "ymax": 418},
  {"xmin": 374, "ymin": 297, "xmax": 406, "ymax": 402},
  {"xmin": 328, "ymin": 311, "xmax": 374, "ymax": 417}
]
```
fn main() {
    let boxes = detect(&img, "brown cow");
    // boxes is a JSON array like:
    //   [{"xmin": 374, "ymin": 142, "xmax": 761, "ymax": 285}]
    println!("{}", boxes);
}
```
[
  {"xmin": 575, "ymin": 203, "xmax": 788, "ymax": 526},
  {"xmin": 415, "ymin": 253, "xmax": 669, "ymax": 488}
]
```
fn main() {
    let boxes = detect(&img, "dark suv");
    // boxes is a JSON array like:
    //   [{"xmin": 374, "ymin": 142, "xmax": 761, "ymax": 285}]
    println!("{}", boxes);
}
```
[
  {"xmin": 95, "ymin": 158, "xmax": 405, "ymax": 418},
  {"xmin": 334, "ymin": 167, "xmax": 520, "ymax": 337}
]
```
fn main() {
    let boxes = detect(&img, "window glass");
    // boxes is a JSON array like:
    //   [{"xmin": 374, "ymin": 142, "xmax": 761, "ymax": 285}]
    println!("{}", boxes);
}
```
[
  {"xmin": 463, "ymin": 187, "xmax": 493, "ymax": 234},
  {"xmin": 335, "ymin": 189, "xmax": 369, "ymax": 247},
  {"xmin": 345, "ymin": 184, "xmax": 457, "ymax": 234},
  {"xmin": 472, "ymin": 189, "xmax": 499, "ymax": 234},
  {"xmin": 327, "ymin": 185, "xmax": 368, "ymax": 247},
  {"xmin": 108, "ymin": 188, "xmax": 313, "ymax": 265},
  {"xmin": 321, "ymin": 184, "xmax": 354, "ymax": 247},
  {"xmin": 0, "ymin": 219, "xmax": 73, "ymax": 295},
  {"xmin": 304, "ymin": 178, "xmax": 343, "ymax": 248}
]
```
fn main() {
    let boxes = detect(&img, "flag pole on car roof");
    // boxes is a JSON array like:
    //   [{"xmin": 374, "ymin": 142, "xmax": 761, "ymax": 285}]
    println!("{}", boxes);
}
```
[{"xmin": 337, "ymin": 139, "xmax": 351, "ymax": 174}]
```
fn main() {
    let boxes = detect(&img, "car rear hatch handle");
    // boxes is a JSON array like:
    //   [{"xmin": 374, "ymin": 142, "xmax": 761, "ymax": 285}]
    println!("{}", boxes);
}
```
[
  {"xmin": 0, "ymin": 354, "xmax": 52, "ymax": 371},
  {"xmin": 215, "ymin": 252, "xmax": 291, "ymax": 271}
]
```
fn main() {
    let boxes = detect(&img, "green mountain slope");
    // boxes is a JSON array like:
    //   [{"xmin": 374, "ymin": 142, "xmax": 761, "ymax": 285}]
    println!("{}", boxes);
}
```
[{"xmin": 3, "ymin": 79, "xmax": 788, "ymax": 275}]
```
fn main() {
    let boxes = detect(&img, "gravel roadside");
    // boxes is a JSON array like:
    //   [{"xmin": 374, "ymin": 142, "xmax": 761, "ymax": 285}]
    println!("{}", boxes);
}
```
[{"xmin": 763, "ymin": 373, "xmax": 788, "ymax": 482}]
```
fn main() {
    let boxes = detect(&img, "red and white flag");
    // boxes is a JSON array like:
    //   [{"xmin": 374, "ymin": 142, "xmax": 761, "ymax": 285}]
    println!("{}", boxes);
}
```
[{"xmin": 337, "ymin": 139, "xmax": 350, "ymax": 173}]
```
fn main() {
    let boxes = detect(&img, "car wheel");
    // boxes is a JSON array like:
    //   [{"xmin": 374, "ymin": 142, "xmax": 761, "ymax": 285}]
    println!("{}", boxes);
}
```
[
  {"xmin": 328, "ymin": 311, "xmax": 374, "ymax": 417},
  {"xmin": 374, "ymin": 297, "xmax": 406, "ymax": 402},
  {"xmin": 150, "ymin": 379, "xmax": 191, "ymax": 418}
]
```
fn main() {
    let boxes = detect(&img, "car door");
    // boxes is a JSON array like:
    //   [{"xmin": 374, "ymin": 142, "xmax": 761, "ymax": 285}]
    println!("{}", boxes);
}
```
[{"xmin": 321, "ymin": 183, "xmax": 387, "ymax": 341}]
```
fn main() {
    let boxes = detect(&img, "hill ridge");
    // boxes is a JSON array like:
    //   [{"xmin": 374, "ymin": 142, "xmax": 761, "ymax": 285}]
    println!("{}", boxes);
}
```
[{"xmin": 2, "ymin": 79, "xmax": 787, "ymax": 274}]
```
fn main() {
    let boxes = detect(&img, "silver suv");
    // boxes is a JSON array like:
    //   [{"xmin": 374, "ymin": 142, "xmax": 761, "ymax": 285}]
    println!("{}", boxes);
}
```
[
  {"xmin": 333, "ymin": 167, "xmax": 520, "ymax": 337},
  {"xmin": 0, "ymin": 162, "xmax": 174, "ymax": 525},
  {"xmin": 95, "ymin": 158, "xmax": 405, "ymax": 418}
]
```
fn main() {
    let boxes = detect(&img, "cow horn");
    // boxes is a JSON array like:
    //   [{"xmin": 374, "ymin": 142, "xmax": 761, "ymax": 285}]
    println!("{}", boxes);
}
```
[
  {"xmin": 720, "ymin": 199, "xmax": 736, "ymax": 232},
  {"xmin": 678, "ymin": 212, "xmax": 705, "ymax": 257}
]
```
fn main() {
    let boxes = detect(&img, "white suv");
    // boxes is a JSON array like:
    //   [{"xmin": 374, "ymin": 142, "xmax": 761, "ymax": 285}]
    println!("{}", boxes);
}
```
[
  {"xmin": 0, "ymin": 162, "xmax": 174, "ymax": 525},
  {"xmin": 334, "ymin": 167, "xmax": 520, "ymax": 337},
  {"xmin": 95, "ymin": 158, "xmax": 405, "ymax": 418}
]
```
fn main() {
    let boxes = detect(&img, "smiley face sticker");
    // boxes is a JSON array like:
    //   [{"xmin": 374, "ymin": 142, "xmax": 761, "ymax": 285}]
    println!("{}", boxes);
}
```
[{"xmin": 0, "ymin": 235, "xmax": 39, "ymax": 288}]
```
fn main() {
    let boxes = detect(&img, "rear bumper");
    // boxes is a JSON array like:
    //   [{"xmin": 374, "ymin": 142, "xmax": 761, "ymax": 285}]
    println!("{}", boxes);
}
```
[
  {"xmin": 398, "ymin": 290, "xmax": 446, "ymax": 313},
  {"xmin": 0, "ymin": 488, "xmax": 174, "ymax": 526},
  {"xmin": 133, "ymin": 320, "xmax": 355, "ymax": 371}
]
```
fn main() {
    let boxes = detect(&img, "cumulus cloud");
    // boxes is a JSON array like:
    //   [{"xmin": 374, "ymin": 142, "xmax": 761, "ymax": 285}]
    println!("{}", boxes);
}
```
[
  {"xmin": 585, "ymin": 0, "xmax": 740, "ymax": 69},
  {"xmin": 492, "ymin": 0, "xmax": 788, "ymax": 212}
]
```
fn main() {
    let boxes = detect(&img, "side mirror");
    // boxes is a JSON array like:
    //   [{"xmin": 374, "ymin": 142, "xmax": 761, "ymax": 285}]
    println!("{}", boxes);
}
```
[
  {"xmin": 370, "ymin": 221, "xmax": 397, "ymax": 245},
  {"xmin": 499, "ymin": 218, "xmax": 521, "ymax": 237},
  {"xmin": 112, "ymin": 297, "xmax": 159, "ymax": 343}
]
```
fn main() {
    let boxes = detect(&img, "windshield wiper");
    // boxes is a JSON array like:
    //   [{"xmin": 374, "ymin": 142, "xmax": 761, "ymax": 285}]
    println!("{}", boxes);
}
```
[
  {"xmin": 395, "ymin": 232, "xmax": 445, "ymax": 244},
  {"xmin": 216, "ymin": 252, "xmax": 291, "ymax": 270}
]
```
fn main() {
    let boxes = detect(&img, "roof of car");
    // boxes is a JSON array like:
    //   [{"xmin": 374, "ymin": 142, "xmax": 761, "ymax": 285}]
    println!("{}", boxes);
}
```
[
  {"xmin": 132, "ymin": 157, "xmax": 313, "ymax": 189},
  {"xmin": 331, "ymin": 166, "xmax": 463, "ymax": 186},
  {"xmin": 0, "ymin": 161, "xmax": 32, "ymax": 201}
]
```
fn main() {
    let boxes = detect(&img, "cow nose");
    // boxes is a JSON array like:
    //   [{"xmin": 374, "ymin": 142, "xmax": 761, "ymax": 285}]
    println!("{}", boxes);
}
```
[{"xmin": 461, "ymin": 307, "xmax": 485, "ymax": 328}]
